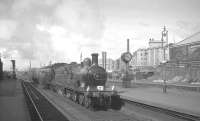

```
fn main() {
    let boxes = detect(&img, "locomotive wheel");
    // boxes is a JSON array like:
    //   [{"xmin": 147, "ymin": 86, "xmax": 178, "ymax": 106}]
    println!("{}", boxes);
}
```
[
  {"xmin": 66, "ymin": 92, "xmax": 71, "ymax": 98},
  {"xmin": 78, "ymin": 95, "xmax": 84, "ymax": 105},
  {"xmin": 72, "ymin": 93, "xmax": 77, "ymax": 102},
  {"xmin": 84, "ymin": 97, "xmax": 91, "ymax": 109}
]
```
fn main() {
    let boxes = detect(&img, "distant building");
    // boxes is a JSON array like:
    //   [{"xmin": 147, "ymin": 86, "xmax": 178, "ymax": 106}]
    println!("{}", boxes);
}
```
[
  {"xmin": 170, "ymin": 32, "xmax": 200, "ymax": 61},
  {"xmin": 149, "ymin": 38, "xmax": 167, "ymax": 48},
  {"xmin": 146, "ymin": 45, "xmax": 170, "ymax": 67},
  {"xmin": 130, "ymin": 52, "xmax": 137, "ymax": 67},
  {"xmin": 131, "ymin": 48, "xmax": 147, "ymax": 67},
  {"xmin": 113, "ymin": 58, "xmax": 120, "ymax": 71},
  {"xmin": 112, "ymin": 57, "xmax": 127, "ymax": 72},
  {"xmin": 167, "ymin": 31, "xmax": 200, "ymax": 83},
  {"xmin": 130, "ymin": 46, "xmax": 169, "ymax": 68},
  {"xmin": 131, "ymin": 26, "xmax": 170, "ymax": 68},
  {"xmin": 99, "ymin": 58, "xmax": 115, "ymax": 72}
]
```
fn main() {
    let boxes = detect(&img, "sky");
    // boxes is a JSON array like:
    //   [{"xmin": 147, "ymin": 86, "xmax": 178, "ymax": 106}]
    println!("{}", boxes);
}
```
[{"xmin": 0, "ymin": 0, "xmax": 200, "ymax": 70}]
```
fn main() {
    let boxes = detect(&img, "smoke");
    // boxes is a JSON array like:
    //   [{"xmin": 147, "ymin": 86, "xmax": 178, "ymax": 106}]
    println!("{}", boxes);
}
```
[{"xmin": 0, "ymin": 0, "xmax": 104, "ymax": 68}]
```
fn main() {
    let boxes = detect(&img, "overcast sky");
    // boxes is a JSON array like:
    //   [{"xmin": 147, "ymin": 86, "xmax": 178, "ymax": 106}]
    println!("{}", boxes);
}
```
[{"xmin": 0, "ymin": 0, "xmax": 200, "ymax": 70}]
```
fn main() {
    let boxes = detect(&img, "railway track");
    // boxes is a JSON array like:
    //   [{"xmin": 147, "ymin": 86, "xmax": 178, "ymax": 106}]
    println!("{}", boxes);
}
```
[
  {"xmin": 123, "ymin": 99, "xmax": 200, "ymax": 121},
  {"xmin": 39, "ymin": 87, "xmax": 139, "ymax": 121},
  {"xmin": 38, "ymin": 86, "xmax": 189, "ymax": 121},
  {"xmin": 22, "ymin": 81, "xmax": 69, "ymax": 121},
  {"xmin": 22, "ymin": 81, "xmax": 200, "ymax": 121}
]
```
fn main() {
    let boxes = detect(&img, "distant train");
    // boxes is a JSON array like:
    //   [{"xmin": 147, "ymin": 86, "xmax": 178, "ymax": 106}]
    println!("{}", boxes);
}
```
[{"xmin": 30, "ymin": 53, "xmax": 123, "ymax": 110}]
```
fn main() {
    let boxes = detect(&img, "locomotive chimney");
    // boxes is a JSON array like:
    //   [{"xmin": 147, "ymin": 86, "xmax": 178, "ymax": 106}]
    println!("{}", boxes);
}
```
[{"xmin": 91, "ymin": 53, "xmax": 98, "ymax": 65}]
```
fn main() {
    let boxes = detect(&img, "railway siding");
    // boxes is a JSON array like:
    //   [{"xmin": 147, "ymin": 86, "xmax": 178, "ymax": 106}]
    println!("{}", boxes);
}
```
[
  {"xmin": 123, "ymin": 98, "xmax": 200, "ymax": 121},
  {"xmin": 120, "ymin": 89, "xmax": 200, "ymax": 121}
]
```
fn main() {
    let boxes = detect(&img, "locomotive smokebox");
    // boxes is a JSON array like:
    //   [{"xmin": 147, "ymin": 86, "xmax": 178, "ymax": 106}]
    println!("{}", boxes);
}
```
[{"xmin": 91, "ymin": 53, "xmax": 98, "ymax": 65}]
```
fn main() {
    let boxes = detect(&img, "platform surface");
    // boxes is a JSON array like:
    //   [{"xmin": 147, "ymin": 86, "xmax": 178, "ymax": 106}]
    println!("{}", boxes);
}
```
[
  {"xmin": 116, "ymin": 86, "xmax": 200, "ymax": 116},
  {"xmin": 0, "ymin": 79, "xmax": 31, "ymax": 121}
]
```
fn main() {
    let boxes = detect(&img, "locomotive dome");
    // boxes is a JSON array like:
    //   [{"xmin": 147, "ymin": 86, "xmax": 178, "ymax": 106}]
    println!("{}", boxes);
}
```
[{"xmin": 83, "ymin": 58, "xmax": 92, "ymax": 66}]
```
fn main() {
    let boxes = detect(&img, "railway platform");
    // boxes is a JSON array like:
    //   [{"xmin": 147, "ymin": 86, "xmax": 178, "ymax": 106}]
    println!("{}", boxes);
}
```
[
  {"xmin": 117, "ymin": 85, "xmax": 200, "ymax": 117},
  {"xmin": 0, "ymin": 79, "xmax": 31, "ymax": 121}
]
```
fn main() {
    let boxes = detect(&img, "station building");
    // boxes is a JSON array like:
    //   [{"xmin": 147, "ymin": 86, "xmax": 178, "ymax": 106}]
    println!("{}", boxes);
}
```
[{"xmin": 166, "ymin": 32, "xmax": 200, "ymax": 83}]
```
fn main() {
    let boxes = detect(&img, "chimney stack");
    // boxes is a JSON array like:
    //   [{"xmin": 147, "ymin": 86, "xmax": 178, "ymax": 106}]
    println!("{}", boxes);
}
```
[
  {"xmin": 91, "ymin": 53, "xmax": 98, "ymax": 65},
  {"xmin": 102, "ymin": 52, "xmax": 107, "ymax": 70},
  {"xmin": 127, "ymin": 38, "xmax": 130, "ymax": 52},
  {"xmin": 11, "ymin": 60, "xmax": 16, "ymax": 79}
]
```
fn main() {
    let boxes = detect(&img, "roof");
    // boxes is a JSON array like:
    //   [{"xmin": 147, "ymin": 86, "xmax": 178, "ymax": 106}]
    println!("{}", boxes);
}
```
[
  {"xmin": 137, "ymin": 48, "xmax": 147, "ymax": 51},
  {"xmin": 149, "ymin": 41, "xmax": 165, "ymax": 43},
  {"xmin": 176, "ymin": 31, "xmax": 200, "ymax": 46}
]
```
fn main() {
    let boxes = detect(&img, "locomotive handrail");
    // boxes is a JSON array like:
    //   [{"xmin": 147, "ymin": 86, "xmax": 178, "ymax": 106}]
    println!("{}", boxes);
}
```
[
  {"xmin": 63, "ymin": 86, "xmax": 118, "ymax": 93},
  {"xmin": 69, "ymin": 90, "xmax": 119, "ymax": 93},
  {"xmin": 22, "ymin": 81, "xmax": 44, "ymax": 121},
  {"xmin": 80, "ymin": 90, "xmax": 117, "ymax": 92}
]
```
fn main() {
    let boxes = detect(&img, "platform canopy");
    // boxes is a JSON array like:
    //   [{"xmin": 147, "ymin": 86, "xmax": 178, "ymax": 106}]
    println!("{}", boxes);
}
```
[{"xmin": 176, "ymin": 32, "xmax": 200, "ymax": 46}]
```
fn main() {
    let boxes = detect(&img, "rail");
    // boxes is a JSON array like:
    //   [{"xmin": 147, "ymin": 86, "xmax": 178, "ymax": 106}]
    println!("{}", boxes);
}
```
[
  {"xmin": 22, "ymin": 81, "xmax": 69, "ymax": 121},
  {"xmin": 124, "ymin": 99, "xmax": 200, "ymax": 121},
  {"xmin": 22, "ymin": 81, "xmax": 44, "ymax": 121}
]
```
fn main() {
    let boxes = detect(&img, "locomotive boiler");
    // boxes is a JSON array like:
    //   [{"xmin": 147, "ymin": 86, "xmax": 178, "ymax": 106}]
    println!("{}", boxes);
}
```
[{"xmin": 32, "ymin": 53, "xmax": 123, "ymax": 110}]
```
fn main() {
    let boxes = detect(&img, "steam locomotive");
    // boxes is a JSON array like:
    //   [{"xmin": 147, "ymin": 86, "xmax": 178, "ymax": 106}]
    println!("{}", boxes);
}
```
[{"xmin": 31, "ymin": 53, "xmax": 123, "ymax": 110}]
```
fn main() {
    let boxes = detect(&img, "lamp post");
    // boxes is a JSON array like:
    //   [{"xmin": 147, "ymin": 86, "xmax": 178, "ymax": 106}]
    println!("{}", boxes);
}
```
[
  {"xmin": 161, "ymin": 26, "xmax": 168, "ymax": 61},
  {"xmin": 161, "ymin": 60, "xmax": 167, "ymax": 93},
  {"xmin": 161, "ymin": 26, "xmax": 168, "ymax": 93}
]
